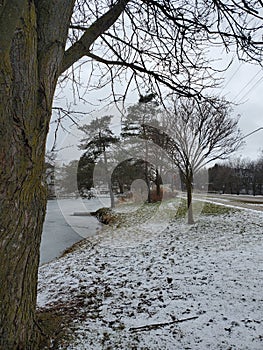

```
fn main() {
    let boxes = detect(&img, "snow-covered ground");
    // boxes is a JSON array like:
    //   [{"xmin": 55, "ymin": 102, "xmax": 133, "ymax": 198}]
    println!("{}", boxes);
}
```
[{"xmin": 38, "ymin": 203, "xmax": 263, "ymax": 349}]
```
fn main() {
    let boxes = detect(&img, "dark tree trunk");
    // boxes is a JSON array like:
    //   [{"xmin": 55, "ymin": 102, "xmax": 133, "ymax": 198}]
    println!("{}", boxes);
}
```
[
  {"xmin": 145, "ymin": 162, "xmax": 152, "ymax": 203},
  {"xmin": 184, "ymin": 171, "xmax": 194, "ymax": 225},
  {"xmin": 0, "ymin": 59, "xmax": 48, "ymax": 349},
  {"xmin": 0, "ymin": 5, "xmax": 46, "ymax": 348},
  {"xmin": 0, "ymin": 154, "xmax": 47, "ymax": 349},
  {"xmin": 118, "ymin": 180, "xmax": 124, "ymax": 194},
  {"xmin": 155, "ymin": 168, "xmax": 161, "ymax": 197},
  {"xmin": 0, "ymin": 1, "xmax": 74, "ymax": 348},
  {"xmin": 186, "ymin": 182, "xmax": 194, "ymax": 224}
]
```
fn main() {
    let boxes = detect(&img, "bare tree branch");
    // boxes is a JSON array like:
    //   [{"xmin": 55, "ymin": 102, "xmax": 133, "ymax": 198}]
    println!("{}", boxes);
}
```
[
  {"xmin": 85, "ymin": 51, "xmax": 203, "ymax": 98},
  {"xmin": 61, "ymin": 0, "xmax": 130, "ymax": 73},
  {"xmin": 60, "ymin": 0, "xmax": 263, "ymax": 104}
]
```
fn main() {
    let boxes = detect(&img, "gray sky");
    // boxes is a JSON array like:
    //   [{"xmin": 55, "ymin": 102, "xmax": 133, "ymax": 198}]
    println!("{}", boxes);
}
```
[
  {"xmin": 47, "ymin": 58, "xmax": 263, "ymax": 164},
  {"xmin": 217, "ymin": 61, "xmax": 263, "ymax": 160}
]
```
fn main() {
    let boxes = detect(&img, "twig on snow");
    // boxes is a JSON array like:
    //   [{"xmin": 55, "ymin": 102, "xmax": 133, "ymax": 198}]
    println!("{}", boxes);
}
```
[{"xmin": 129, "ymin": 315, "xmax": 199, "ymax": 332}]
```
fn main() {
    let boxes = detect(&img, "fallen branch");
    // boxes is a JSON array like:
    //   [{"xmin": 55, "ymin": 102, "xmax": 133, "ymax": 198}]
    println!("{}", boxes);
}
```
[{"xmin": 129, "ymin": 315, "xmax": 199, "ymax": 332}]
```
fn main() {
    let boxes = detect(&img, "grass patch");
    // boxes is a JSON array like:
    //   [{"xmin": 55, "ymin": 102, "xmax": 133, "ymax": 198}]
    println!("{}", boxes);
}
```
[
  {"xmin": 175, "ymin": 199, "xmax": 188, "ymax": 219},
  {"xmin": 114, "ymin": 202, "xmax": 165, "ymax": 228},
  {"xmin": 90, "ymin": 198, "xmax": 237, "ymax": 231},
  {"xmin": 201, "ymin": 202, "xmax": 237, "ymax": 215},
  {"xmin": 36, "ymin": 304, "xmax": 74, "ymax": 349},
  {"xmin": 36, "ymin": 293, "xmax": 93, "ymax": 349},
  {"xmin": 97, "ymin": 199, "xmax": 237, "ymax": 228},
  {"xmin": 175, "ymin": 199, "xmax": 236, "ymax": 218}
]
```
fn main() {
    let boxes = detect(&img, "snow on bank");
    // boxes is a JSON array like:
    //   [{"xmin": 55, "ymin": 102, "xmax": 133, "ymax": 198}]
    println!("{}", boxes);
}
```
[{"xmin": 38, "ymin": 208, "xmax": 263, "ymax": 349}]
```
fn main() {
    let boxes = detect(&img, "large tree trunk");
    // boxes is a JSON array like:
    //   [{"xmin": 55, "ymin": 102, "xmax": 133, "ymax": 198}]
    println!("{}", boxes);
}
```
[
  {"xmin": 0, "ymin": 148, "xmax": 47, "ymax": 349},
  {"xmin": 0, "ymin": 2, "xmax": 73, "ymax": 348},
  {"xmin": 0, "ymin": 10, "xmax": 49, "ymax": 350}
]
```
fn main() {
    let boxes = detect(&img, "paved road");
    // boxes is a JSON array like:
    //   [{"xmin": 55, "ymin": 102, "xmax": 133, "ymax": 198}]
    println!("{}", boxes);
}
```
[
  {"xmin": 196, "ymin": 193, "xmax": 263, "ymax": 212},
  {"xmin": 40, "ymin": 198, "xmax": 109, "ymax": 265}
]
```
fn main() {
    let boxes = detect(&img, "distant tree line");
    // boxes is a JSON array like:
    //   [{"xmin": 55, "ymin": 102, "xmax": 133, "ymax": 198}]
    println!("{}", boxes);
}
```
[{"xmin": 209, "ymin": 154, "xmax": 263, "ymax": 195}]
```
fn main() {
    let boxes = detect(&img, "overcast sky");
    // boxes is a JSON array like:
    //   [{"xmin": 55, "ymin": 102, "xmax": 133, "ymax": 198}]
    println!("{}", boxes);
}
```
[
  {"xmin": 217, "ymin": 60, "xmax": 263, "ymax": 160},
  {"xmin": 47, "ymin": 57, "xmax": 263, "ymax": 165}
]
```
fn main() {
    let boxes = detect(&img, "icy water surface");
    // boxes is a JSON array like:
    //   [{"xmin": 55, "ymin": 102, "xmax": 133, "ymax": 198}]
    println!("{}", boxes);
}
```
[{"xmin": 40, "ymin": 198, "xmax": 109, "ymax": 264}]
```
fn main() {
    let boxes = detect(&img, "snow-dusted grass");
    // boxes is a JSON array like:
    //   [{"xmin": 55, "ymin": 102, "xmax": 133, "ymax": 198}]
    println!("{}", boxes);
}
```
[{"xmin": 38, "ymin": 200, "xmax": 263, "ymax": 349}]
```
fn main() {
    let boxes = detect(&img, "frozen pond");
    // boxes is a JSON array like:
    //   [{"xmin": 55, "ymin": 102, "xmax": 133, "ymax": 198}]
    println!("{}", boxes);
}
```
[{"xmin": 40, "ymin": 197, "xmax": 110, "ymax": 265}]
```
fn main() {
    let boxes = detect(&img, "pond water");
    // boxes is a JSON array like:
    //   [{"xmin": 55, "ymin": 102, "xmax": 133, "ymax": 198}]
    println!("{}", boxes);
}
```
[{"xmin": 40, "ymin": 197, "xmax": 110, "ymax": 264}]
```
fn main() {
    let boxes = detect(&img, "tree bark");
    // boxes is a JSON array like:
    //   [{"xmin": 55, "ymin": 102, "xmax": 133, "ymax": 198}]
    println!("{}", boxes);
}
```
[
  {"xmin": 0, "ymin": 1, "xmax": 73, "ymax": 348},
  {"xmin": 185, "ymin": 173, "xmax": 194, "ymax": 225},
  {"xmin": 155, "ymin": 168, "xmax": 161, "ymax": 197},
  {"xmin": 0, "ymin": 146, "xmax": 46, "ymax": 349},
  {"xmin": 0, "ymin": 4, "xmax": 44, "ymax": 347}
]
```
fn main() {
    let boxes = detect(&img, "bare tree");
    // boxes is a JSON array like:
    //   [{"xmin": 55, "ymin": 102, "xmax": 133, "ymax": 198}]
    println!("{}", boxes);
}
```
[
  {"xmin": 0, "ymin": 1, "xmax": 262, "ymax": 348},
  {"xmin": 145, "ymin": 96, "xmax": 243, "ymax": 223}
]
